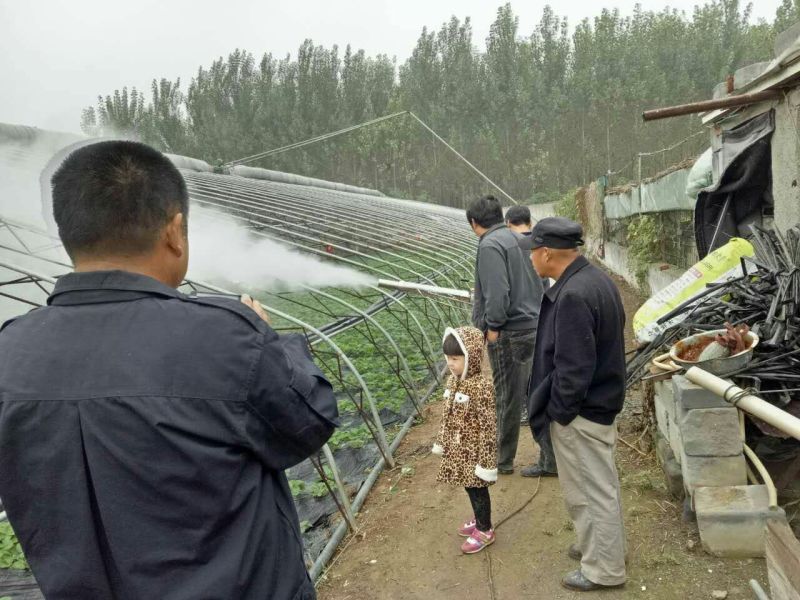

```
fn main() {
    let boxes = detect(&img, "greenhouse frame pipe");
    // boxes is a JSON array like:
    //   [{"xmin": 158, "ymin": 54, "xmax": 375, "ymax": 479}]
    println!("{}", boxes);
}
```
[
  {"xmin": 183, "ymin": 173, "xmax": 477, "ymax": 262},
  {"xmin": 187, "ymin": 199, "xmax": 462, "ymax": 328},
  {"xmin": 193, "ymin": 279, "xmax": 396, "ymax": 468},
  {"xmin": 189, "ymin": 187, "xmax": 464, "ymax": 293},
  {"xmin": 297, "ymin": 284, "xmax": 423, "ymax": 416},
  {"xmin": 183, "ymin": 173, "xmax": 478, "ymax": 264},
  {"xmin": 365, "ymin": 285, "xmax": 439, "ymax": 378},
  {"xmin": 310, "ymin": 365, "xmax": 448, "ymax": 582},
  {"xmin": 685, "ymin": 367, "xmax": 800, "ymax": 441},
  {"xmin": 0, "ymin": 219, "xmax": 462, "ymax": 365},
  {"xmin": 320, "ymin": 444, "xmax": 357, "ymax": 531},
  {"xmin": 184, "ymin": 172, "xmax": 476, "ymax": 249},
  {"xmin": 183, "ymin": 178, "xmax": 477, "ymax": 280},
  {"xmin": 0, "ymin": 261, "xmax": 57, "ymax": 285},
  {"xmin": 189, "ymin": 193, "xmax": 465, "ymax": 311},
  {"xmin": 0, "ymin": 218, "xmax": 450, "ymax": 376},
  {"xmin": 186, "ymin": 169, "xmax": 476, "ymax": 248},
  {"xmin": 185, "ymin": 182, "xmax": 471, "ymax": 289}
]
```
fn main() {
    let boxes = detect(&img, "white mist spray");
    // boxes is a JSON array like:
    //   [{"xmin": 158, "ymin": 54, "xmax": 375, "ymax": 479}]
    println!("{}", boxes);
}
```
[
  {"xmin": 0, "ymin": 136, "xmax": 375, "ymax": 291},
  {"xmin": 187, "ymin": 208, "xmax": 375, "ymax": 291}
]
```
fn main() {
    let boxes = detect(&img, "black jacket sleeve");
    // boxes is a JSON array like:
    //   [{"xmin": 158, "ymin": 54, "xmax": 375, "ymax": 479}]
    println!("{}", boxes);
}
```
[
  {"xmin": 246, "ymin": 332, "xmax": 339, "ymax": 470},
  {"xmin": 548, "ymin": 291, "xmax": 597, "ymax": 426}
]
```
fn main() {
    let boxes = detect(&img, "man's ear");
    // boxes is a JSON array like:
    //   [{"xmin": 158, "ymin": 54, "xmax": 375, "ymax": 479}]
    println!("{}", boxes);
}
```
[{"xmin": 164, "ymin": 212, "xmax": 186, "ymax": 258}]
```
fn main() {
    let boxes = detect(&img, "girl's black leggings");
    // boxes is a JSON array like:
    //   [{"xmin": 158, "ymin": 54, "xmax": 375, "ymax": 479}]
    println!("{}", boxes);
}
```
[{"xmin": 465, "ymin": 486, "xmax": 492, "ymax": 532}]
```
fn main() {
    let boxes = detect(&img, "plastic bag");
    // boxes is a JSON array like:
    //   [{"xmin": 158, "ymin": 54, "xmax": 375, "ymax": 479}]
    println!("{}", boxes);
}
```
[{"xmin": 632, "ymin": 237, "xmax": 754, "ymax": 343}]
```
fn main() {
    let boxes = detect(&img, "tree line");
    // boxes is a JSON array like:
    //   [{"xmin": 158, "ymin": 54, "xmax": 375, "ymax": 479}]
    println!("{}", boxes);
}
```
[{"xmin": 81, "ymin": 0, "xmax": 800, "ymax": 207}]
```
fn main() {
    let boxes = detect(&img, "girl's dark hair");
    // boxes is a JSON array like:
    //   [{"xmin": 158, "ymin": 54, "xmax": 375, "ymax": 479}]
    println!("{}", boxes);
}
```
[{"xmin": 442, "ymin": 333, "xmax": 464, "ymax": 356}]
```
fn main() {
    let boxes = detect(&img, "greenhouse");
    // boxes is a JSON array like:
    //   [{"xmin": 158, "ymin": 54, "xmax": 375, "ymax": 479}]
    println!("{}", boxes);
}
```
[{"xmin": 0, "ymin": 123, "xmax": 476, "ymax": 581}]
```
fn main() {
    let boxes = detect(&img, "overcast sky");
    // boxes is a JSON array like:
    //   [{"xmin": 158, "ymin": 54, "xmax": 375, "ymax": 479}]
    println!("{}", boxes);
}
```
[{"xmin": 0, "ymin": 0, "xmax": 784, "ymax": 134}]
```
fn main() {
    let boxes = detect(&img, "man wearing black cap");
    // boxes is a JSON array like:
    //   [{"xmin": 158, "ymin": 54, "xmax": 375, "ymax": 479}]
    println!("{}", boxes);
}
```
[{"xmin": 524, "ymin": 217, "xmax": 627, "ymax": 592}]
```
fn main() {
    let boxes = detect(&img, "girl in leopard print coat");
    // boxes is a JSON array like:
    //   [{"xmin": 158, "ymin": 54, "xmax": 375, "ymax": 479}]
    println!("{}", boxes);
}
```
[{"xmin": 432, "ymin": 326, "xmax": 497, "ymax": 554}]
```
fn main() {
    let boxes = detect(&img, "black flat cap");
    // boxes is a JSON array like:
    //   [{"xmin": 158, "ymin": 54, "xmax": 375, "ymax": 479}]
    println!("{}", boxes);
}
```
[{"xmin": 518, "ymin": 217, "xmax": 584, "ymax": 251}]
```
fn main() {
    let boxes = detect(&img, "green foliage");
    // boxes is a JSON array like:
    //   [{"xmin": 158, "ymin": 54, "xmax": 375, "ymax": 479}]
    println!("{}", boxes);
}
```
[
  {"xmin": 328, "ymin": 425, "xmax": 372, "ymax": 450},
  {"xmin": 626, "ymin": 215, "xmax": 661, "ymax": 287},
  {"xmin": 554, "ymin": 188, "xmax": 579, "ymax": 221},
  {"xmin": 84, "ymin": 2, "xmax": 788, "ymax": 205},
  {"xmin": 289, "ymin": 479, "xmax": 307, "ymax": 497},
  {"xmin": 0, "ymin": 522, "xmax": 28, "ymax": 571}
]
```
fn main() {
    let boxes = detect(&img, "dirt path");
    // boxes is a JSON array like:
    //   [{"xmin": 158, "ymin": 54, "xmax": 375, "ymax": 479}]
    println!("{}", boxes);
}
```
[{"xmin": 317, "ymin": 272, "xmax": 767, "ymax": 600}]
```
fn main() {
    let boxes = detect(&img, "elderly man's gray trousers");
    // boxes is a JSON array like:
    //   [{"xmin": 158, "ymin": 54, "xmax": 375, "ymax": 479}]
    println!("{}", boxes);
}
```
[{"xmin": 551, "ymin": 415, "xmax": 627, "ymax": 586}]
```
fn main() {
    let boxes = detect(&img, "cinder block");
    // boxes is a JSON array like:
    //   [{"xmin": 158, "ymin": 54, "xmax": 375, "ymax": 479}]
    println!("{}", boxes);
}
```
[
  {"xmin": 680, "ymin": 407, "xmax": 742, "ymax": 457},
  {"xmin": 681, "ymin": 449, "xmax": 747, "ymax": 495},
  {"xmin": 663, "ymin": 449, "xmax": 685, "ymax": 501},
  {"xmin": 655, "ymin": 429, "xmax": 685, "ymax": 500},
  {"xmin": 695, "ymin": 485, "xmax": 786, "ymax": 558},
  {"xmin": 672, "ymin": 375, "xmax": 731, "ymax": 411},
  {"xmin": 653, "ymin": 380, "xmax": 674, "ymax": 441},
  {"xmin": 655, "ymin": 429, "xmax": 670, "ymax": 465},
  {"xmin": 670, "ymin": 415, "xmax": 683, "ymax": 465}
]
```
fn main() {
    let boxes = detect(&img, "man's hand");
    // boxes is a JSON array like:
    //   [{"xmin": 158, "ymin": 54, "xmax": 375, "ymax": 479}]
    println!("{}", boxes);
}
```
[
  {"xmin": 486, "ymin": 330, "xmax": 499, "ymax": 344},
  {"xmin": 241, "ymin": 294, "xmax": 271, "ymax": 325}
]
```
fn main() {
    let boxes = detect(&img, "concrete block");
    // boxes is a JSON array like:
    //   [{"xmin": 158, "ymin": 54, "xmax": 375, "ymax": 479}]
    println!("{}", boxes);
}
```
[
  {"xmin": 670, "ymin": 414, "xmax": 683, "ymax": 466},
  {"xmin": 681, "ymin": 449, "xmax": 747, "ymax": 495},
  {"xmin": 695, "ymin": 485, "xmax": 786, "ymax": 558},
  {"xmin": 655, "ymin": 429, "xmax": 670, "ymax": 466},
  {"xmin": 653, "ymin": 380, "xmax": 674, "ymax": 441},
  {"xmin": 673, "ymin": 375, "xmax": 731, "ymax": 410},
  {"xmin": 680, "ymin": 407, "xmax": 742, "ymax": 458},
  {"xmin": 663, "ymin": 449, "xmax": 685, "ymax": 501}
]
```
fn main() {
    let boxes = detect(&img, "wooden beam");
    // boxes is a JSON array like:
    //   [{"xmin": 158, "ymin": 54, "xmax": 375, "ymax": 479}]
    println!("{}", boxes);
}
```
[{"xmin": 642, "ymin": 90, "xmax": 783, "ymax": 122}]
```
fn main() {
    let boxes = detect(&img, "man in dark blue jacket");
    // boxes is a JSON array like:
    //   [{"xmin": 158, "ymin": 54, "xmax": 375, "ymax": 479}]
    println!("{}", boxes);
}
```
[
  {"xmin": 0, "ymin": 141, "xmax": 338, "ymax": 600},
  {"xmin": 526, "ymin": 217, "xmax": 627, "ymax": 592}
]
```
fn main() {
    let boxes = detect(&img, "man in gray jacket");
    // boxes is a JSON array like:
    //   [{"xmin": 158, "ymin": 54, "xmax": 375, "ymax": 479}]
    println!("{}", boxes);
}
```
[{"xmin": 468, "ymin": 195, "xmax": 543, "ymax": 474}]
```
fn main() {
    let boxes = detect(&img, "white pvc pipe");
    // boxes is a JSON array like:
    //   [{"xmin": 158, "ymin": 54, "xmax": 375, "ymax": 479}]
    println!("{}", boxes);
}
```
[
  {"xmin": 685, "ymin": 367, "xmax": 800, "ymax": 441},
  {"xmin": 377, "ymin": 279, "xmax": 472, "ymax": 301}
]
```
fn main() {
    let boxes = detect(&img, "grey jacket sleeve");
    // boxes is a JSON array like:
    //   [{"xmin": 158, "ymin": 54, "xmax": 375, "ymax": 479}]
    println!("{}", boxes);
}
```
[{"xmin": 477, "ymin": 245, "xmax": 510, "ymax": 331}]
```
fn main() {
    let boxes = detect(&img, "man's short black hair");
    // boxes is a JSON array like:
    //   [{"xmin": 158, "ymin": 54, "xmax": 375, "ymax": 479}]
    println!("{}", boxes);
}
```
[
  {"xmin": 51, "ymin": 141, "xmax": 189, "ymax": 258},
  {"xmin": 505, "ymin": 205, "xmax": 532, "ymax": 227},
  {"xmin": 466, "ymin": 195, "xmax": 503, "ymax": 229},
  {"xmin": 442, "ymin": 333, "xmax": 465, "ymax": 356}
]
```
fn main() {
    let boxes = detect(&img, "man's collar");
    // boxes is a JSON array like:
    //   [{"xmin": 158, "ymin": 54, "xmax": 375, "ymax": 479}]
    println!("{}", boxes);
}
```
[
  {"xmin": 544, "ymin": 255, "xmax": 590, "ymax": 302},
  {"xmin": 48, "ymin": 270, "xmax": 184, "ymax": 306},
  {"xmin": 480, "ymin": 223, "xmax": 506, "ymax": 239}
]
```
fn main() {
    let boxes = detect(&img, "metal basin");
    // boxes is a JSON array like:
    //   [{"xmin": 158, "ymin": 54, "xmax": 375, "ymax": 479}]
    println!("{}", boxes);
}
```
[{"xmin": 669, "ymin": 329, "xmax": 759, "ymax": 376}]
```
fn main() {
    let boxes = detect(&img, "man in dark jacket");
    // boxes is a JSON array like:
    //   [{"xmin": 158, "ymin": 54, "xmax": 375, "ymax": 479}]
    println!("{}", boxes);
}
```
[
  {"xmin": 526, "ymin": 217, "xmax": 627, "ymax": 592},
  {"xmin": 468, "ymin": 195, "xmax": 542, "ymax": 474},
  {"xmin": 0, "ymin": 141, "xmax": 338, "ymax": 600}
]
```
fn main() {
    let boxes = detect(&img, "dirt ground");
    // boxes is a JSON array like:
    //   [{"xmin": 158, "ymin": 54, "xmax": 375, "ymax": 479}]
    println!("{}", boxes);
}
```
[{"xmin": 317, "ymin": 273, "xmax": 768, "ymax": 600}]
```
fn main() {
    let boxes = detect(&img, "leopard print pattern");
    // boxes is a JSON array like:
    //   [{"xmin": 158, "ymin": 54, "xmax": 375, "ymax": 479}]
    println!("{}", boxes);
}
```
[{"xmin": 434, "ymin": 326, "xmax": 497, "ymax": 489}]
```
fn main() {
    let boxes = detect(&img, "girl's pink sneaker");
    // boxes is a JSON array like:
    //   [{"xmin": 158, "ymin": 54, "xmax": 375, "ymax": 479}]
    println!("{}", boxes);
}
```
[
  {"xmin": 458, "ymin": 518, "xmax": 476, "ymax": 537},
  {"xmin": 461, "ymin": 528, "xmax": 495, "ymax": 554}
]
